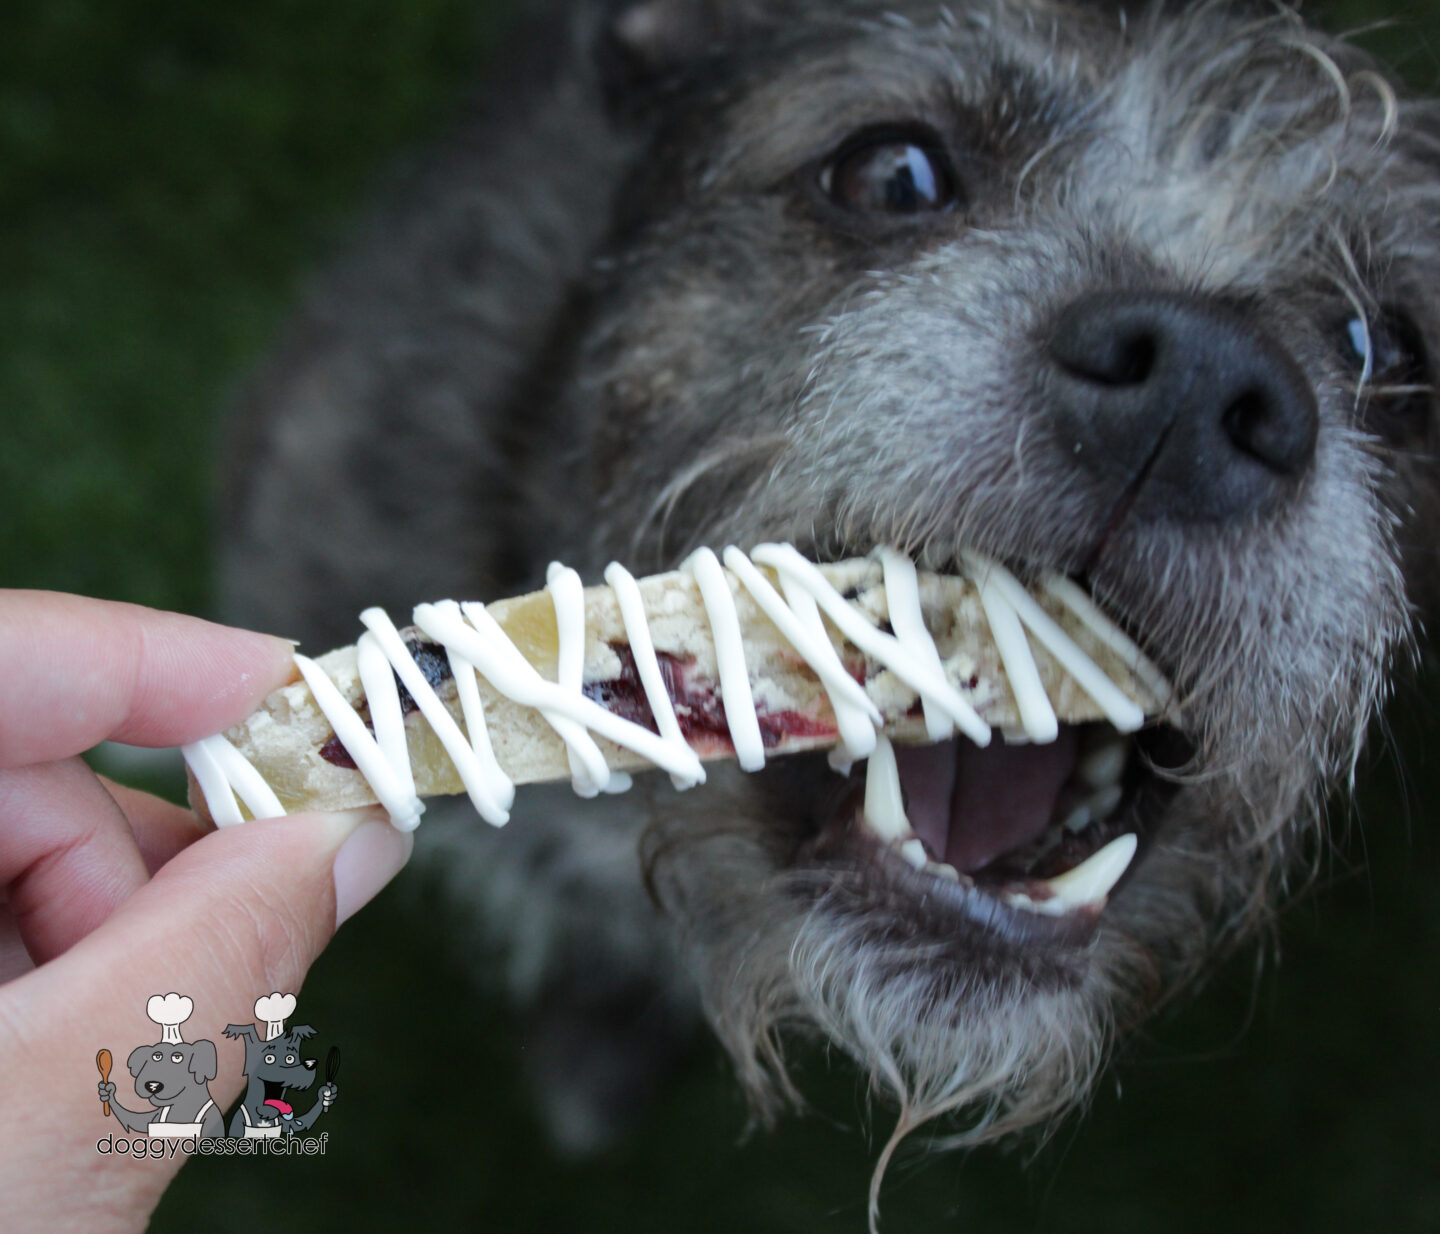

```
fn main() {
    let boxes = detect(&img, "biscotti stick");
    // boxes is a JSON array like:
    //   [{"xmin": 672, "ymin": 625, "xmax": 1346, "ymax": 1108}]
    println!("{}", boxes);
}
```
[{"xmin": 184, "ymin": 544, "xmax": 1172, "ymax": 830}]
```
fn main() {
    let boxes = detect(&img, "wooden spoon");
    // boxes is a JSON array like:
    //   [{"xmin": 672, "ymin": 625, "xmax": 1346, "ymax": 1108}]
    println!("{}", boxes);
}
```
[{"xmin": 96, "ymin": 1049, "xmax": 112, "ymax": 1117}]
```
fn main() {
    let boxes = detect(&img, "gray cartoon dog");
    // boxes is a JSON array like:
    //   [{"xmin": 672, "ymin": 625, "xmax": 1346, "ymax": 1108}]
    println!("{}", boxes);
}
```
[
  {"xmin": 223, "ymin": 993, "xmax": 338, "ymax": 1138},
  {"xmin": 97, "ymin": 993, "xmax": 225, "ymax": 1139}
]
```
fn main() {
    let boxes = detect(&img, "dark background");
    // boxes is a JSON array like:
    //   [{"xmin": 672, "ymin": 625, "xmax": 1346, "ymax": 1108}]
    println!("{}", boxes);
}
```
[{"xmin": 4, "ymin": 1, "xmax": 1439, "ymax": 1229}]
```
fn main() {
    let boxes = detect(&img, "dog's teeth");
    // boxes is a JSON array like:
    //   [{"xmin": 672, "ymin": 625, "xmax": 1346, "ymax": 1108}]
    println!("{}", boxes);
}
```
[
  {"xmin": 862, "ymin": 735, "xmax": 912, "ymax": 842},
  {"xmin": 1085, "ymin": 785, "xmax": 1123, "ymax": 822},
  {"xmin": 1003, "ymin": 833, "xmax": 1139, "ymax": 917},
  {"xmin": 1048, "ymin": 832, "xmax": 1137, "ymax": 903},
  {"xmin": 931, "ymin": 861, "xmax": 961, "ymax": 882},
  {"xmin": 1060, "ymin": 804, "xmax": 1093, "ymax": 834},
  {"xmin": 899, "ymin": 838, "xmax": 929, "ymax": 870},
  {"xmin": 1078, "ymin": 739, "xmax": 1128, "ymax": 790}
]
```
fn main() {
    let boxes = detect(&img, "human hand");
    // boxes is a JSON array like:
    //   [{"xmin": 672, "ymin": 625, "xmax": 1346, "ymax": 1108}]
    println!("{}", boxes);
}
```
[{"xmin": 0, "ymin": 591, "xmax": 410, "ymax": 1233}]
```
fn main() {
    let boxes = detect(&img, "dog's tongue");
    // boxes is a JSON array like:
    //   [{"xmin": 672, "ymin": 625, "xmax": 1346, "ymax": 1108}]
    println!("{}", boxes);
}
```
[{"xmin": 896, "ymin": 729, "xmax": 1078, "ymax": 873}]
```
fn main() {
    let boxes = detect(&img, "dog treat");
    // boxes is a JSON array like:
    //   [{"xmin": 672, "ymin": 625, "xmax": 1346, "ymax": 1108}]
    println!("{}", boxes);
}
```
[{"xmin": 183, "ymin": 543, "xmax": 1172, "ymax": 831}]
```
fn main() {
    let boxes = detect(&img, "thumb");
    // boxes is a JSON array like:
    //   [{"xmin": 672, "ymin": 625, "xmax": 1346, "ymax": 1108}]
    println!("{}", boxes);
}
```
[{"xmin": 0, "ymin": 809, "xmax": 409, "ymax": 1233}]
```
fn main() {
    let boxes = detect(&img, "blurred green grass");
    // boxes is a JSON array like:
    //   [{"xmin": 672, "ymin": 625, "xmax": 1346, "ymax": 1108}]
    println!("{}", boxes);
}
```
[
  {"xmin": 0, "ymin": 0, "xmax": 495, "ymax": 612},
  {"xmin": 4, "ymin": 1, "xmax": 1439, "ymax": 1231}
]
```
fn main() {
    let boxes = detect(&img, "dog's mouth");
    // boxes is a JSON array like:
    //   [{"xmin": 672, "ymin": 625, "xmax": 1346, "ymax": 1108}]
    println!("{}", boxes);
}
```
[
  {"xmin": 807, "ymin": 718, "xmax": 1190, "ymax": 944},
  {"xmin": 781, "ymin": 548, "xmax": 1193, "ymax": 945}
]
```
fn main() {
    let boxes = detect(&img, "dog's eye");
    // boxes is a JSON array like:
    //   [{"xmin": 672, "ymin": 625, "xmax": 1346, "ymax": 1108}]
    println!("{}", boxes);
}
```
[
  {"xmin": 1340, "ymin": 307, "xmax": 1432, "ymax": 442},
  {"xmin": 819, "ymin": 127, "xmax": 957, "ymax": 216},
  {"xmin": 152, "ymin": 1051, "xmax": 163, "ymax": 1062},
  {"xmin": 171, "ymin": 1052, "xmax": 183, "ymax": 1064},
  {"xmin": 265, "ymin": 1053, "xmax": 276, "ymax": 1064}
]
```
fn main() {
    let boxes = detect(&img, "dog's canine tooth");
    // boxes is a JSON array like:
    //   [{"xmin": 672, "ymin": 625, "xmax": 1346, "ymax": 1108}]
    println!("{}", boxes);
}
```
[
  {"xmin": 1045, "ymin": 832, "xmax": 1138, "ymax": 902},
  {"xmin": 862, "ymin": 735, "xmax": 912, "ymax": 843},
  {"xmin": 1005, "ymin": 833, "xmax": 1139, "ymax": 917}
]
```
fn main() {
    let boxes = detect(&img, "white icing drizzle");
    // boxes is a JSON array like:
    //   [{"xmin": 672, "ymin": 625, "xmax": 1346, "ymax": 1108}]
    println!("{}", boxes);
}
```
[
  {"xmin": 359, "ymin": 607, "xmax": 513, "ymax": 826},
  {"xmin": 293, "ymin": 650, "xmax": 424, "ymax": 830},
  {"xmin": 750, "ymin": 543, "xmax": 992, "ymax": 747},
  {"xmin": 682, "ymin": 547, "xmax": 766, "ymax": 772},
  {"xmin": 963, "ymin": 554, "xmax": 1146, "ymax": 734},
  {"xmin": 446, "ymin": 641, "xmax": 515, "ymax": 825},
  {"xmin": 965, "ymin": 556, "xmax": 1060, "ymax": 744},
  {"xmin": 357, "ymin": 629, "xmax": 418, "ymax": 817},
  {"xmin": 721, "ymin": 546, "xmax": 880, "ymax": 769},
  {"xmin": 767, "ymin": 561, "xmax": 871, "ymax": 775},
  {"xmin": 1043, "ymin": 576, "xmax": 1175, "ymax": 714},
  {"xmin": 422, "ymin": 599, "xmax": 705, "ymax": 783},
  {"xmin": 605, "ymin": 560, "xmax": 705, "ymax": 791},
  {"xmin": 181, "ymin": 733, "xmax": 284, "ymax": 828},
  {"xmin": 879, "ymin": 549, "xmax": 954, "ymax": 744},
  {"xmin": 547, "ymin": 562, "xmax": 625, "ymax": 798},
  {"xmin": 183, "ymin": 545, "xmax": 1167, "ymax": 831}
]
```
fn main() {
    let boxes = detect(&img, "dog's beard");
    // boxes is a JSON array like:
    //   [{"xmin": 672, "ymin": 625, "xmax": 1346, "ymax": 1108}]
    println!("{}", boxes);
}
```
[
  {"xmin": 641, "ymin": 765, "xmax": 1137, "ymax": 1228},
  {"xmin": 627, "ymin": 411, "xmax": 1407, "ymax": 1198},
  {"xmin": 637, "ymin": 695, "xmax": 1345, "ymax": 1221}
]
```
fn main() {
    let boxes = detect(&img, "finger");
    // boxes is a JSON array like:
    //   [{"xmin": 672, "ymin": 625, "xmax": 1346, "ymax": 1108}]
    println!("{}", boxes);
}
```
[
  {"xmin": 0, "ymin": 591, "xmax": 296, "ymax": 768},
  {"xmin": 97, "ymin": 777, "xmax": 205, "ymax": 874},
  {"xmin": 0, "ymin": 897, "xmax": 33, "ymax": 983},
  {"xmin": 0, "ymin": 808, "xmax": 410, "ymax": 1224},
  {"xmin": 0, "ymin": 758, "xmax": 151, "ymax": 964}
]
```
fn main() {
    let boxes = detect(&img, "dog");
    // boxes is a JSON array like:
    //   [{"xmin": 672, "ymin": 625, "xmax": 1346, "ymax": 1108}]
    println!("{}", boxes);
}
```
[
  {"xmin": 217, "ymin": 0, "xmax": 1440, "ymax": 1212},
  {"xmin": 223, "ymin": 994, "xmax": 337, "ymax": 1139},
  {"xmin": 98, "ymin": 994, "xmax": 225, "ymax": 1139}
]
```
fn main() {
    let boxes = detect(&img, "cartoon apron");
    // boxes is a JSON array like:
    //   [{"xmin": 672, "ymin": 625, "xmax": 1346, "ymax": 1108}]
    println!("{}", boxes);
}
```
[
  {"xmin": 238, "ymin": 1104, "xmax": 282, "ymax": 1139},
  {"xmin": 148, "ymin": 1099, "xmax": 215, "ymax": 1138}
]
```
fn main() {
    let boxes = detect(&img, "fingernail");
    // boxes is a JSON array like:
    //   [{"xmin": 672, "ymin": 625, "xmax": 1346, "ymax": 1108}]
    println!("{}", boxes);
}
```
[{"xmin": 332, "ymin": 818, "xmax": 414, "ymax": 927}]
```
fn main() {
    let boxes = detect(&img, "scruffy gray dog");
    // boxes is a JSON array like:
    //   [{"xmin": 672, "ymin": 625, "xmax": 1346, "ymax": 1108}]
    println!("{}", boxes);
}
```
[{"xmin": 220, "ymin": 0, "xmax": 1440, "ymax": 1211}]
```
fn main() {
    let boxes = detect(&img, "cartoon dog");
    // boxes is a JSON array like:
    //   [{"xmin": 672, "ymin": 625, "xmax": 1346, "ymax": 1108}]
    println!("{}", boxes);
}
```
[
  {"xmin": 223, "ymin": 993, "xmax": 337, "ymax": 1138},
  {"xmin": 220, "ymin": 0, "xmax": 1440, "ymax": 1200},
  {"xmin": 97, "ymin": 993, "xmax": 225, "ymax": 1139}
]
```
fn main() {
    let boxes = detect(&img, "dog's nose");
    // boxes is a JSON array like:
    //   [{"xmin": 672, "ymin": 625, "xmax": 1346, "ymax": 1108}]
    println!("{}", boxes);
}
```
[
  {"xmin": 144, "ymin": 1081, "xmax": 163, "ymax": 1095},
  {"xmin": 1044, "ymin": 291, "xmax": 1318, "ymax": 522}
]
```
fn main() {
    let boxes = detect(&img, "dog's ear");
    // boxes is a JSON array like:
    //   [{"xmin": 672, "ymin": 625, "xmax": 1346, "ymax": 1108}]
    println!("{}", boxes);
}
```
[
  {"xmin": 189, "ymin": 1040, "xmax": 219, "ymax": 1085},
  {"xmin": 223, "ymin": 1023, "xmax": 258, "ymax": 1043},
  {"xmin": 290, "ymin": 1024, "xmax": 318, "ymax": 1042},
  {"xmin": 126, "ymin": 1045, "xmax": 151, "ymax": 1078},
  {"xmin": 600, "ymin": 0, "xmax": 783, "ymax": 99}
]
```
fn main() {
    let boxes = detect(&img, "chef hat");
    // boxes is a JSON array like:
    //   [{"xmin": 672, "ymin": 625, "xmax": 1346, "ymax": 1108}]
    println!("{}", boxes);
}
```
[
  {"xmin": 146, "ymin": 993, "xmax": 194, "ymax": 1046},
  {"xmin": 254, "ymin": 992, "xmax": 298, "ymax": 1042}
]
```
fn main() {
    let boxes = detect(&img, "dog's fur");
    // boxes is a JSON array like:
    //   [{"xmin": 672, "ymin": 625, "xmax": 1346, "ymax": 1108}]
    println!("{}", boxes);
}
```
[{"xmin": 219, "ymin": 0, "xmax": 1440, "ymax": 1209}]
